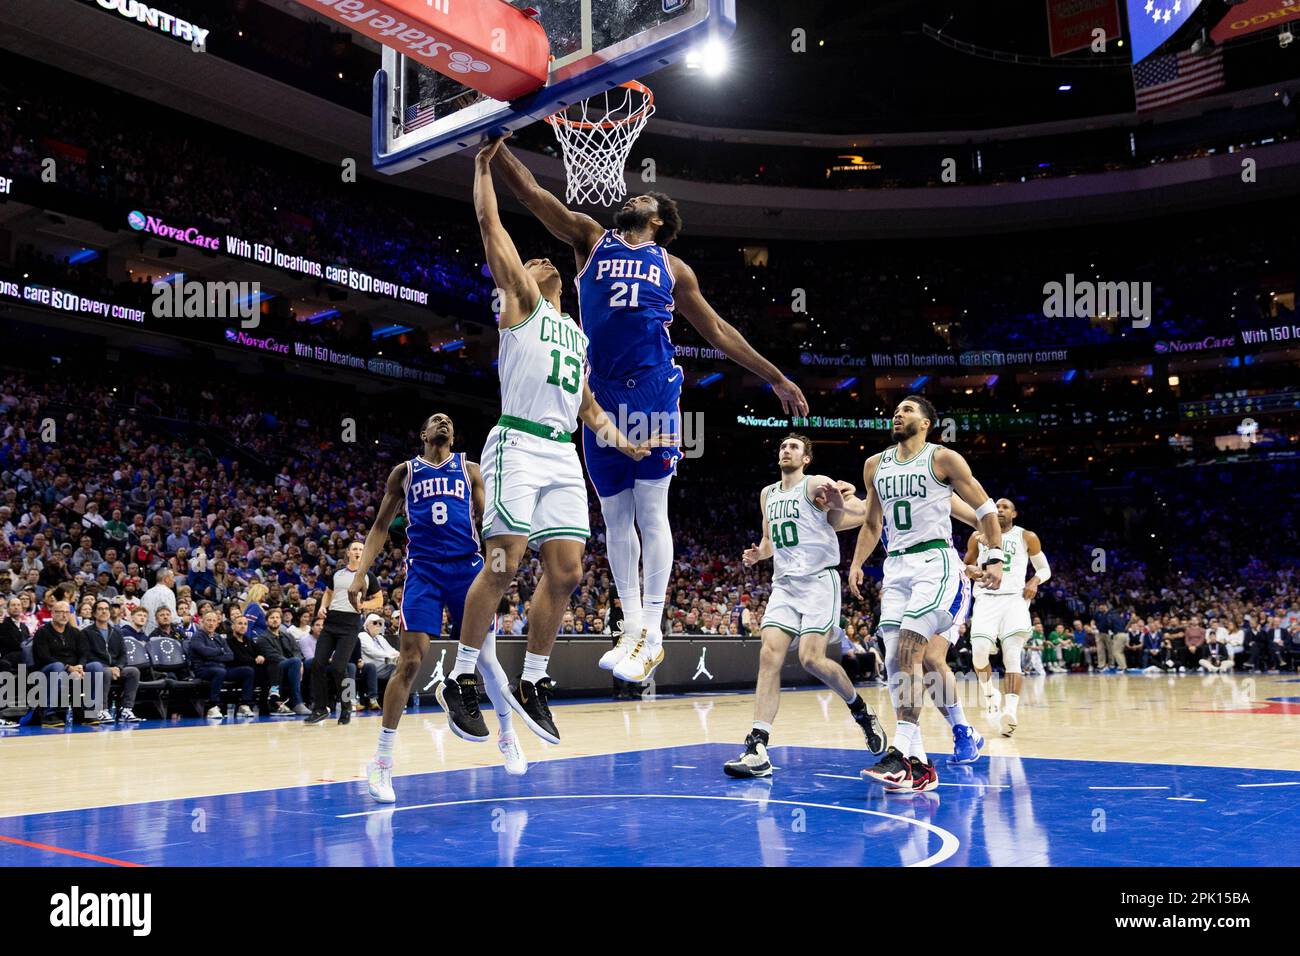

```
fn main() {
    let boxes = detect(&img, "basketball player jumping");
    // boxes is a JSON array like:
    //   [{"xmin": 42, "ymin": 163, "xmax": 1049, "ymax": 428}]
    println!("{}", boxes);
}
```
[
  {"xmin": 436, "ymin": 137, "xmax": 670, "ymax": 747},
  {"xmin": 350, "ymin": 412, "xmax": 526, "ymax": 803},
  {"xmin": 491, "ymin": 137, "xmax": 809, "ymax": 684},
  {"xmin": 962, "ymin": 498, "xmax": 1051, "ymax": 737},
  {"xmin": 724, "ymin": 434, "xmax": 887, "ymax": 778},
  {"xmin": 848, "ymin": 396, "xmax": 1004, "ymax": 793}
]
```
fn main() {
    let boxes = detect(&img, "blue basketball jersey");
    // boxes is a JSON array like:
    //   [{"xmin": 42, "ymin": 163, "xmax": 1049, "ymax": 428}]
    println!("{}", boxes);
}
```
[
  {"xmin": 404, "ymin": 453, "xmax": 479, "ymax": 562},
  {"xmin": 575, "ymin": 229, "xmax": 676, "ymax": 382}
]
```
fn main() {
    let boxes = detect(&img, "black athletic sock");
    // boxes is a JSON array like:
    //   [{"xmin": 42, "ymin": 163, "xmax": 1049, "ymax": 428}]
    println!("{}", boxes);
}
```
[
  {"xmin": 847, "ymin": 694, "xmax": 867, "ymax": 715},
  {"xmin": 751, "ymin": 727, "xmax": 770, "ymax": 747}
]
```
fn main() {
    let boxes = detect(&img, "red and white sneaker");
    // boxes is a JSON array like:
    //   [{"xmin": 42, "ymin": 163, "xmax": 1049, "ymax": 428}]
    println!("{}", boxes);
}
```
[
  {"xmin": 908, "ymin": 757, "xmax": 939, "ymax": 793},
  {"xmin": 861, "ymin": 746, "xmax": 913, "ymax": 791}
]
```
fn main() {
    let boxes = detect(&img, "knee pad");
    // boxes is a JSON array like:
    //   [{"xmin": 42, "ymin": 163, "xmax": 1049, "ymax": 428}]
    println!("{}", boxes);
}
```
[
  {"xmin": 1001, "ymin": 634, "xmax": 1026, "ymax": 674},
  {"xmin": 971, "ymin": 637, "xmax": 994, "ymax": 670}
]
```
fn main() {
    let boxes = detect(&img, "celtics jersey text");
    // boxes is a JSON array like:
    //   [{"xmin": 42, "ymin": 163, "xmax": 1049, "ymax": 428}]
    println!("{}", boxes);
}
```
[
  {"xmin": 404, "ymin": 453, "xmax": 479, "ymax": 562},
  {"xmin": 765, "ymin": 477, "xmax": 841, "ymax": 580},
  {"xmin": 499, "ymin": 294, "xmax": 589, "ymax": 435},
  {"xmin": 874, "ymin": 442, "xmax": 953, "ymax": 551},
  {"xmin": 976, "ymin": 525, "xmax": 1028, "ymax": 596},
  {"xmin": 575, "ymin": 229, "xmax": 676, "ymax": 382}
]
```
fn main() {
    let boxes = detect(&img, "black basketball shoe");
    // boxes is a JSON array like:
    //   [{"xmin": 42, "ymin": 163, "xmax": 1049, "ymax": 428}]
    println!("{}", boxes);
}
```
[
  {"xmin": 853, "ymin": 704, "xmax": 888, "ymax": 756},
  {"xmin": 435, "ymin": 674, "xmax": 490, "ymax": 742},
  {"xmin": 510, "ymin": 677, "xmax": 560, "ymax": 744},
  {"xmin": 304, "ymin": 709, "xmax": 330, "ymax": 725},
  {"xmin": 723, "ymin": 732, "xmax": 773, "ymax": 778},
  {"xmin": 861, "ymin": 746, "xmax": 913, "ymax": 790}
]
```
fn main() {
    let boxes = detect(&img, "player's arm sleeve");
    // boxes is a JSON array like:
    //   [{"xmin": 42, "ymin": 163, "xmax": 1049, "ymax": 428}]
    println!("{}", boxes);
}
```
[{"xmin": 1026, "ymin": 532, "xmax": 1051, "ymax": 583}]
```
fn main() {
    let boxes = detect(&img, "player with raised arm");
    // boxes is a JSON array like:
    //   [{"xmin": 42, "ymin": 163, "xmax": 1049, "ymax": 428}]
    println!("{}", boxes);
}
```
[
  {"xmin": 349, "ymin": 413, "xmax": 525, "ymax": 804},
  {"xmin": 435, "ymin": 137, "xmax": 670, "ymax": 747},
  {"xmin": 847, "ymin": 396, "xmax": 1004, "ymax": 793},
  {"xmin": 963, "ymin": 499, "xmax": 1051, "ymax": 737},
  {"xmin": 723, "ymin": 435, "xmax": 887, "ymax": 778},
  {"xmin": 491, "ymin": 138, "xmax": 809, "ymax": 685}
]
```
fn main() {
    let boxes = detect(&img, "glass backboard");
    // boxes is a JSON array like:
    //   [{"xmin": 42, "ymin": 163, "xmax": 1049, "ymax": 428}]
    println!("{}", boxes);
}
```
[{"xmin": 373, "ymin": 0, "xmax": 734, "ymax": 174}]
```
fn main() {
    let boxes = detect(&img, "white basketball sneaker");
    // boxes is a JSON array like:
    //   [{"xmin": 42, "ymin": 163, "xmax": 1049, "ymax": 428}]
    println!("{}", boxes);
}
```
[
  {"xmin": 982, "ymin": 685, "xmax": 1002, "ymax": 720},
  {"xmin": 367, "ymin": 758, "xmax": 396, "ymax": 803},
  {"xmin": 613, "ymin": 636, "xmax": 665, "ymax": 683},
  {"xmin": 599, "ymin": 627, "xmax": 641, "ymax": 671},
  {"xmin": 498, "ymin": 730, "xmax": 528, "ymax": 776},
  {"xmin": 1000, "ymin": 709, "xmax": 1018, "ymax": 737}
]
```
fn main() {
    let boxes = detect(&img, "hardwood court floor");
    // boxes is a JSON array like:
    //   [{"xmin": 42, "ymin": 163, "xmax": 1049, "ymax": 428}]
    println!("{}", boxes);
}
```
[{"xmin": 2, "ymin": 672, "xmax": 1298, "ymax": 866}]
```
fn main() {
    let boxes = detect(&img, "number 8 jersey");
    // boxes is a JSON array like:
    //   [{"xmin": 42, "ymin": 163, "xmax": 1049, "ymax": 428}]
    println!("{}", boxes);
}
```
[
  {"xmin": 405, "ymin": 452, "xmax": 480, "ymax": 562},
  {"xmin": 498, "ymin": 294, "xmax": 589, "ymax": 437}
]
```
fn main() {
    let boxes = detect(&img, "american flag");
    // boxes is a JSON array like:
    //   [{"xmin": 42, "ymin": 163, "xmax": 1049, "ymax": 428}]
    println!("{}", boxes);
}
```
[
  {"xmin": 1133, "ymin": 48, "xmax": 1224, "ymax": 111},
  {"xmin": 403, "ymin": 102, "xmax": 438, "ymax": 133}
]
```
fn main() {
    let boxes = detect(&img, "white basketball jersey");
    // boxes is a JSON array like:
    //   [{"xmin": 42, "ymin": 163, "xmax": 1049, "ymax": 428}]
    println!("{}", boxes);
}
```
[
  {"xmin": 498, "ymin": 295, "xmax": 589, "ymax": 434},
  {"xmin": 976, "ymin": 525, "xmax": 1028, "ymax": 596},
  {"xmin": 765, "ymin": 477, "xmax": 842, "ymax": 580},
  {"xmin": 874, "ymin": 442, "xmax": 953, "ymax": 551}
]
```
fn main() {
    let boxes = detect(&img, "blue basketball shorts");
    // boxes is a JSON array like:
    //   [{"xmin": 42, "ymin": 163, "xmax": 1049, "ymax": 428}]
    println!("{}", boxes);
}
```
[
  {"xmin": 583, "ymin": 364, "xmax": 683, "ymax": 498},
  {"xmin": 400, "ymin": 553, "xmax": 482, "ymax": 638}
]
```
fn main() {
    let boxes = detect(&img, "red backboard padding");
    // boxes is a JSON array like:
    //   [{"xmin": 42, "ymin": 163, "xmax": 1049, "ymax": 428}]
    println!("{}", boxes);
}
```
[{"xmin": 296, "ymin": 0, "xmax": 549, "ymax": 100}]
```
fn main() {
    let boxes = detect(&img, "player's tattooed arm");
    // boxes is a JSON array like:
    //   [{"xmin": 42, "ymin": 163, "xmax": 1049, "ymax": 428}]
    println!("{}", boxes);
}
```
[
  {"xmin": 491, "ymin": 137, "xmax": 604, "ymax": 254},
  {"xmin": 743, "ymin": 487, "xmax": 774, "ymax": 566},
  {"xmin": 578, "ymin": 383, "xmax": 676, "ymax": 460},
  {"xmin": 668, "ymin": 255, "xmax": 809, "ymax": 417},
  {"xmin": 933, "ymin": 447, "xmax": 1003, "ymax": 590},
  {"xmin": 349, "ymin": 462, "xmax": 407, "ymax": 611},
  {"xmin": 474, "ymin": 137, "xmax": 541, "ymax": 326},
  {"xmin": 847, "ymin": 455, "xmax": 884, "ymax": 598}
]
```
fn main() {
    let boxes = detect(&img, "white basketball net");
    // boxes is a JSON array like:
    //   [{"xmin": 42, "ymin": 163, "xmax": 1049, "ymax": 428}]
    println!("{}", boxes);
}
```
[{"xmin": 545, "ymin": 81, "xmax": 654, "ymax": 206}]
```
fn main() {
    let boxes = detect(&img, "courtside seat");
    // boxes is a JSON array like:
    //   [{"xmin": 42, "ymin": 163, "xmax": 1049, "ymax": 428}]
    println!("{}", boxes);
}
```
[
  {"xmin": 121, "ymin": 636, "xmax": 169, "ymax": 719},
  {"xmin": 146, "ymin": 636, "xmax": 207, "ymax": 716}
]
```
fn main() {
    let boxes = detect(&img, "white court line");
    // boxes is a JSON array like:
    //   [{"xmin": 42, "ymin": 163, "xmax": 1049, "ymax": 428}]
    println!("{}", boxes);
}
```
[
  {"xmin": 939, "ymin": 782, "xmax": 1009, "ymax": 789},
  {"xmin": 1088, "ymin": 786, "xmax": 1170, "ymax": 790},
  {"xmin": 1236, "ymin": 781, "xmax": 1300, "ymax": 788},
  {"xmin": 1167, "ymin": 797, "xmax": 1207, "ymax": 803},
  {"xmin": 814, "ymin": 773, "xmax": 861, "ymax": 781},
  {"xmin": 671, "ymin": 765, "xmax": 697, "ymax": 770},
  {"xmin": 337, "ymin": 793, "xmax": 962, "ymax": 867}
]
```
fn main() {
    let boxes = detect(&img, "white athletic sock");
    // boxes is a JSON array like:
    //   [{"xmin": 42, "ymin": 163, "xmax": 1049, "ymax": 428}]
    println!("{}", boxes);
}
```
[
  {"xmin": 893, "ymin": 720, "xmax": 917, "ymax": 758},
  {"xmin": 477, "ymin": 630, "xmax": 514, "ymax": 732},
  {"xmin": 753, "ymin": 720, "xmax": 773, "ymax": 735},
  {"xmin": 521, "ymin": 652, "xmax": 549, "ymax": 685},
  {"xmin": 912, "ymin": 724, "xmax": 929, "ymax": 764},
  {"xmin": 945, "ymin": 698, "xmax": 968, "ymax": 730},
  {"xmin": 1005, "ymin": 693, "xmax": 1020, "ymax": 717},
  {"xmin": 375, "ymin": 726, "xmax": 397, "ymax": 764},
  {"xmin": 449, "ymin": 643, "xmax": 480, "ymax": 680},
  {"xmin": 978, "ymin": 676, "xmax": 997, "ymax": 699},
  {"xmin": 600, "ymin": 489, "xmax": 642, "ymax": 636},
  {"xmin": 634, "ymin": 478, "xmax": 673, "ymax": 643}
]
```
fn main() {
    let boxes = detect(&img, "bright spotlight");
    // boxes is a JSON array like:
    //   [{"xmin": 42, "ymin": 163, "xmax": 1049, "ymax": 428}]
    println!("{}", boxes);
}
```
[{"xmin": 687, "ymin": 39, "xmax": 729, "ymax": 76}]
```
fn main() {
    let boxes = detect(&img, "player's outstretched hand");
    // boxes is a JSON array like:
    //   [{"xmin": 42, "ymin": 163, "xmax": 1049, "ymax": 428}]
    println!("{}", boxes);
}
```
[
  {"xmin": 1023, "ymin": 579, "xmax": 1039, "ymax": 601},
  {"xmin": 742, "ymin": 543, "xmax": 763, "ymax": 567},
  {"xmin": 811, "ymin": 478, "xmax": 844, "ymax": 511},
  {"xmin": 477, "ymin": 134, "xmax": 509, "ymax": 163},
  {"xmin": 848, "ymin": 565, "xmax": 865, "ymax": 599},
  {"xmin": 624, "ymin": 430, "xmax": 678, "ymax": 460},
  {"xmin": 772, "ymin": 376, "xmax": 809, "ymax": 418},
  {"xmin": 346, "ymin": 577, "xmax": 366, "ymax": 612}
]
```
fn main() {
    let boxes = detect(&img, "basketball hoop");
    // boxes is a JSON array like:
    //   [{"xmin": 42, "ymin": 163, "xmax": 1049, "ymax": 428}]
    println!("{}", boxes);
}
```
[{"xmin": 544, "ymin": 81, "xmax": 654, "ymax": 206}]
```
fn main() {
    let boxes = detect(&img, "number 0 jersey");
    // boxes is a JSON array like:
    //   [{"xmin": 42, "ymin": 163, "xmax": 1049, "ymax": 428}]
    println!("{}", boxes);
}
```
[
  {"xmin": 404, "ymin": 453, "xmax": 479, "ymax": 562},
  {"xmin": 499, "ymin": 294, "xmax": 589, "ymax": 436},
  {"xmin": 874, "ymin": 442, "xmax": 954, "ymax": 551},
  {"xmin": 765, "ymin": 477, "xmax": 842, "ymax": 581}
]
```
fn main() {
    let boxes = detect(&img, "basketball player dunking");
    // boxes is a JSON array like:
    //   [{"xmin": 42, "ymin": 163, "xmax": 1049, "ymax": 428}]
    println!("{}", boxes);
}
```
[
  {"xmin": 848, "ymin": 396, "xmax": 1004, "ymax": 793},
  {"xmin": 724, "ymin": 434, "xmax": 887, "ymax": 778},
  {"xmin": 350, "ymin": 412, "xmax": 525, "ymax": 804},
  {"xmin": 435, "ymin": 137, "xmax": 669, "ymax": 747},
  {"xmin": 962, "ymin": 499, "xmax": 1051, "ymax": 737},
  {"xmin": 492, "ymin": 137, "xmax": 809, "ymax": 684}
]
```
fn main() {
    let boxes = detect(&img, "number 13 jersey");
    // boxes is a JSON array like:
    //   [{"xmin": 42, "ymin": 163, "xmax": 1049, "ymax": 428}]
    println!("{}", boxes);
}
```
[{"xmin": 499, "ymin": 294, "xmax": 589, "ymax": 437}]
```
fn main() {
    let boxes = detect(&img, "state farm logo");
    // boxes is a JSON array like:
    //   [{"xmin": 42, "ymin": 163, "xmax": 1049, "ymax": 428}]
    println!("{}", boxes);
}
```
[{"xmin": 127, "ymin": 210, "xmax": 221, "ymax": 250}]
